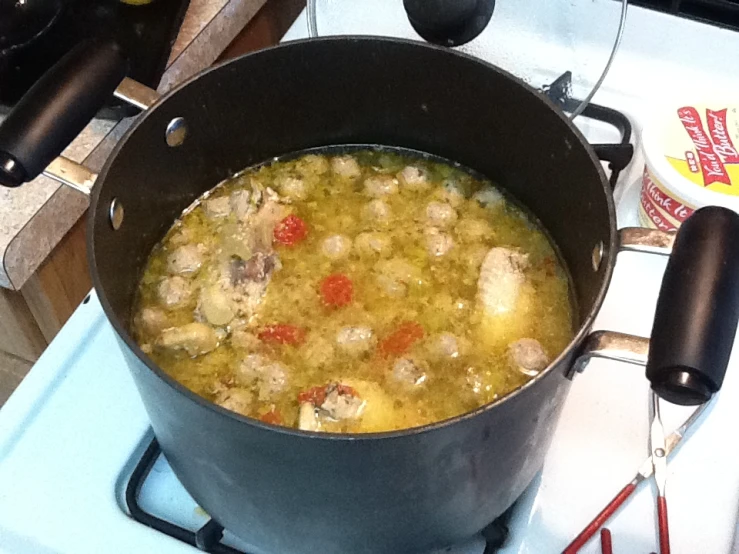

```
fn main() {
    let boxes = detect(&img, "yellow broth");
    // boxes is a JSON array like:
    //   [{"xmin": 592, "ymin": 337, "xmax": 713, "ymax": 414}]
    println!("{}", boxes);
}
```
[{"xmin": 132, "ymin": 150, "xmax": 574, "ymax": 433}]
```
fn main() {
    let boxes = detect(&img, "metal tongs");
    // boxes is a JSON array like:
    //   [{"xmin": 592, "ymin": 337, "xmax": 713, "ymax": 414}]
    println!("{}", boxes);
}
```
[{"xmin": 563, "ymin": 397, "xmax": 707, "ymax": 553}]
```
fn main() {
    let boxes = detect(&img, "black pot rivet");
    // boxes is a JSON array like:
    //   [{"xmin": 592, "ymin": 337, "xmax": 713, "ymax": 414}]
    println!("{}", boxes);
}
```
[
  {"xmin": 166, "ymin": 117, "xmax": 188, "ymax": 147},
  {"xmin": 110, "ymin": 198, "xmax": 124, "ymax": 230},
  {"xmin": 592, "ymin": 241, "xmax": 604, "ymax": 271}
]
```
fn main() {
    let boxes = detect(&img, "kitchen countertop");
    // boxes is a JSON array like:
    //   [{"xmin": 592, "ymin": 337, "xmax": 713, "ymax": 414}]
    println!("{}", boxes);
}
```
[{"xmin": 0, "ymin": 0, "xmax": 267, "ymax": 291}]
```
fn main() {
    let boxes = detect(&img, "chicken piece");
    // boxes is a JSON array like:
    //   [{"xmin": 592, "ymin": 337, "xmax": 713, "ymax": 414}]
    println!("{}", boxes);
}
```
[
  {"xmin": 336, "ymin": 326, "xmax": 376, "ymax": 357},
  {"xmin": 203, "ymin": 196, "xmax": 231, "ymax": 219},
  {"xmin": 198, "ymin": 285, "xmax": 235, "ymax": 326},
  {"xmin": 157, "ymin": 276, "xmax": 192, "ymax": 308},
  {"xmin": 214, "ymin": 387, "xmax": 253, "ymax": 416},
  {"xmin": 427, "ymin": 332, "xmax": 469, "ymax": 360},
  {"xmin": 472, "ymin": 186, "xmax": 504, "ymax": 209},
  {"xmin": 302, "ymin": 335, "xmax": 335, "ymax": 368},
  {"xmin": 456, "ymin": 218, "xmax": 494, "ymax": 243},
  {"xmin": 424, "ymin": 228, "xmax": 454, "ymax": 257},
  {"xmin": 237, "ymin": 353, "xmax": 289, "ymax": 401},
  {"xmin": 167, "ymin": 244, "xmax": 205, "ymax": 274},
  {"xmin": 425, "ymin": 201, "xmax": 458, "ymax": 228},
  {"xmin": 321, "ymin": 234, "xmax": 353, "ymax": 260},
  {"xmin": 229, "ymin": 190, "xmax": 253, "ymax": 221},
  {"xmin": 363, "ymin": 175, "xmax": 399, "ymax": 198},
  {"xmin": 397, "ymin": 165, "xmax": 429, "ymax": 191},
  {"xmin": 391, "ymin": 357, "xmax": 428, "ymax": 387},
  {"xmin": 354, "ymin": 232, "xmax": 392, "ymax": 258},
  {"xmin": 375, "ymin": 273, "xmax": 407, "ymax": 298},
  {"xmin": 331, "ymin": 155, "xmax": 361, "ymax": 178},
  {"xmin": 158, "ymin": 322, "xmax": 219, "ymax": 356},
  {"xmin": 137, "ymin": 307, "xmax": 169, "ymax": 335},
  {"xmin": 320, "ymin": 384, "xmax": 366, "ymax": 420},
  {"xmin": 362, "ymin": 199, "xmax": 392, "ymax": 226},
  {"xmin": 278, "ymin": 176, "xmax": 309, "ymax": 200},
  {"xmin": 230, "ymin": 252, "xmax": 279, "ymax": 284},
  {"xmin": 477, "ymin": 247, "xmax": 528, "ymax": 316},
  {"xmin": 298, "ymin": 402, "xmax": 320, "ymax": 431},
  {"xmin": 508, "ymin": 338, "xmax": 549, "ymax": 377}
]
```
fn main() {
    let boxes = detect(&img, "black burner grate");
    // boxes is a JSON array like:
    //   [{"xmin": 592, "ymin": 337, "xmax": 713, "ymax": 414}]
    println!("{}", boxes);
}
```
[{"xmin": 125, "ymin": 438, "xmax": 512, "ymax": 554}]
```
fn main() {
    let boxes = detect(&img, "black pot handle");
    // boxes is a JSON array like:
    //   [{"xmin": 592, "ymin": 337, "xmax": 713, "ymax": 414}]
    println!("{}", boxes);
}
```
[
  {"xmin": 647, "ymin": 206, "xmax": 739, "ymax": 405},
  {"xmin": 0, "ymin": 39, "xmax": 128, "ymax": 188}
]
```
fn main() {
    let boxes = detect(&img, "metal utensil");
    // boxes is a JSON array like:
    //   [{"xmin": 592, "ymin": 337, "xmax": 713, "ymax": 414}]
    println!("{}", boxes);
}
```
[{"xmin": 563, "ymin": 401, "xmax": 707, "ymax": 553}]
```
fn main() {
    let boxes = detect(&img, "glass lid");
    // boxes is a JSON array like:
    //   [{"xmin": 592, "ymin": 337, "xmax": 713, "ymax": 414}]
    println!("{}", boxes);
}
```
[{"xmin": 305, "ymin": 0, "xmax": 628, "ymax": 119}]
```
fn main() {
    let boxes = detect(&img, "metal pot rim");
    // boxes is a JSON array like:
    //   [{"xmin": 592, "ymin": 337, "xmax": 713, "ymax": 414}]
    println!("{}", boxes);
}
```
[{"xmin": 87, "ymin": 35, "xmax": 618, "ymax": 441}]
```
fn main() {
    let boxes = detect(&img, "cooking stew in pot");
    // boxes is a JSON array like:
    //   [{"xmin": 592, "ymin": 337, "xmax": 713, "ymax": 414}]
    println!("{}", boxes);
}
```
[{"xmin": 132, "ymin": 149, "xmax": 574, "ymax": 432}]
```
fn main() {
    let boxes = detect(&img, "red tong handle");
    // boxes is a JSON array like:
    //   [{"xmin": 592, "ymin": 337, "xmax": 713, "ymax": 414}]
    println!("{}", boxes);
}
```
[
  {"xmin": 657, "ymin": 495, "xmax": 671, "ymax": 554},
  {"xmin": 563, "ymin": 482, "xmax": 637, "ymax": 553},
  {"xmin": 600, "ymin": 528, "xmax": 613, "ymax": 554}
]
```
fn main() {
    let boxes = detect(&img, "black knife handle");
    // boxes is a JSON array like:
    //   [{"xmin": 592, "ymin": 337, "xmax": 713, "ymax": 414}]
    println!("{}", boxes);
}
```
[
  {"xmin": 647, "ymin": 206, "xmax": 739, "ymax": 405},
  {"xmin": 0, "ymin": 39, "xmax": 128, "ymax": 187}
]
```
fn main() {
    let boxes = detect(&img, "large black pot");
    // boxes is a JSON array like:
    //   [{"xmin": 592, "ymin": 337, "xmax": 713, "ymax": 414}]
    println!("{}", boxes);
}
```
[{"xmin": 1, "ymin": 37, "xmax": 739, "ymax": 554}]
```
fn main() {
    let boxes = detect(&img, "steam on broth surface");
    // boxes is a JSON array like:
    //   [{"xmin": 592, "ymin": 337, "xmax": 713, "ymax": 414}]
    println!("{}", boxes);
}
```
[{"xmin": 132, "ymin": 149, "xmax": 574, "ymax": 433}]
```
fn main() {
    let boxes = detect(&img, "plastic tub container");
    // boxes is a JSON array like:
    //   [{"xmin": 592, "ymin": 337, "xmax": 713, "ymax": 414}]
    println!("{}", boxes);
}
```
[{"xmin": 640, "ymin": 104, "xmax": 739, "ymax": 231}]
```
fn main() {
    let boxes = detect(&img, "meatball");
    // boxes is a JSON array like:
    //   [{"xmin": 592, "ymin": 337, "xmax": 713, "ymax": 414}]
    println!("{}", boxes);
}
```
[
  {"xmin": 397, "ymin": 166, "xmax": 429, "ymax": 191},
  {"xmin": 391, "ymin": 358, "xmax": 428, "ymax": 387},
  {"xmin": 375, "ymin": 273, "xmax": 407, "ymax": 298},
  {"xmin": 472, "ymin": 186, "xmax": 504, "ymax": 209},
  {"xmin": 167, "ymin": 244, "xmax": 205, "ymax": 274},
  {"xmin": 214, "ymin": 387, "xmax": 253, "ymax": 416},
  {"xmin": 363, "ymin": 175, "xmax": 399, "ymax": 197},
  {"xmin": 425, "ymin": 201, "xmax": 458, "ymax": 228},
  {"xmin": 477, "ymin": 247, "xmax": 529, "ymax": 316},
  {"xmin": 302, "ymin": 335, "xmax": 335, "ymax": 369},
  {"xmin": 278, "ymin": 176, "xmax": 309, "ymax": 200},
  {"xmin": 508, "ymin": 338, "xmax": 549, "ymax": 376},
  {"xmin": 297, "ymin": 154, "xmax": 330, "ymax": 176},
  {"xmin": 435, "ymin": 181, "xmax": 466, "ymax": 208},
  {"xmin": 428, "ymin": 332, "xmax": 468, "ymax": 360},
  {"xmin": 362, "ymin": 199, "xmax": 392, "ymax": 226},
  {"xmin": 321, "ymin": 234, "xmax": 353, "ymax": 260},
  {"xmin": 456, "ymin": 218, "xmax": 494, "ymax": 243},
  {"xmin": 424, "ymin": 228, "xmax": 454, "ymax": 257},
  {"xmin": 237, "ymin": 353, "xmax": 290, "ymax": 401},
  {"xmin": 336, "ymin": 326, "xmax": 376, "ymax": 357},
  {"xmin": 355, "ymin": 232, "xmax": 392, "ymax": 258},
  {"xmin": 230, "ymin": 327, "xmax": 260, "ymax": 350},
  {"xmin": 158, "ymin": 322, "xmax": 219, "ymax": 356},
  {"xmin": 137, "ymin": 307, "xmax": 169, "ymax": 335},
  {"xmin": 158, "ymin": 276, "xmax": 192, "ymax": 308},
  {"xmin": 203, "ymin": 196, "xmax": 231, "ymax": 219},
  {"xmin": 331, "ymin": 155, "xmax": 361, "ymax": 178}
]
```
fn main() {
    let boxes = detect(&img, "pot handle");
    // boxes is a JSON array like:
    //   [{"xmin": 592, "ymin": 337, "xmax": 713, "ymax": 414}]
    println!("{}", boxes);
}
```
[
  {"xmin": 574, "ymin": 206, "xmax": 739, "ymax": 406},
  {"xmin": 0, "ymin": 39, "xmax": 128, "ymax": 188},
  {"xmin": 646, "ymin": 206, "xmax": 739, "ymax": 405}
]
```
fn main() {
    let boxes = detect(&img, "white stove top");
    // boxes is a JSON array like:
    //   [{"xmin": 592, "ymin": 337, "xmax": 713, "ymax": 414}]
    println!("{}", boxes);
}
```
[{"xmin": 3, "ymin": 2, "xmax": 739, "ymax": 553}]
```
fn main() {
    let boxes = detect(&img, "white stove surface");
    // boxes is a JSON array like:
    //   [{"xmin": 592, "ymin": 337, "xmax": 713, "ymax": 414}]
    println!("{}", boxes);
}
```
[{"xmin": 3, "ymin": 2, "xmax": 739, "ymax": 553}]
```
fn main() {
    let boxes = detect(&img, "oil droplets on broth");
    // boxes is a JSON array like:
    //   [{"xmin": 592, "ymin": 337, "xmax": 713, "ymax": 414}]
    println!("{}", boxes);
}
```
[{"xmin": 131, "ymin": 149, "xmax": 574, "ymax": 433}]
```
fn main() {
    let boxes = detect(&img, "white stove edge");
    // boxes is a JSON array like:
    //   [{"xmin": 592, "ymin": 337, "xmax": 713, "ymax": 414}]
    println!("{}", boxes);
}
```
[{"xmin": 3, "ymin": 2, "xmax": 739, "ymax": 552}]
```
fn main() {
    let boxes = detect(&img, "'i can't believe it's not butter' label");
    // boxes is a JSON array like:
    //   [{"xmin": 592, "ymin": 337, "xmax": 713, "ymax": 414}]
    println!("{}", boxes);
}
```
[{"xmin": 640, "ymin": 105, "xmax": 739, "ymax": 231}]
